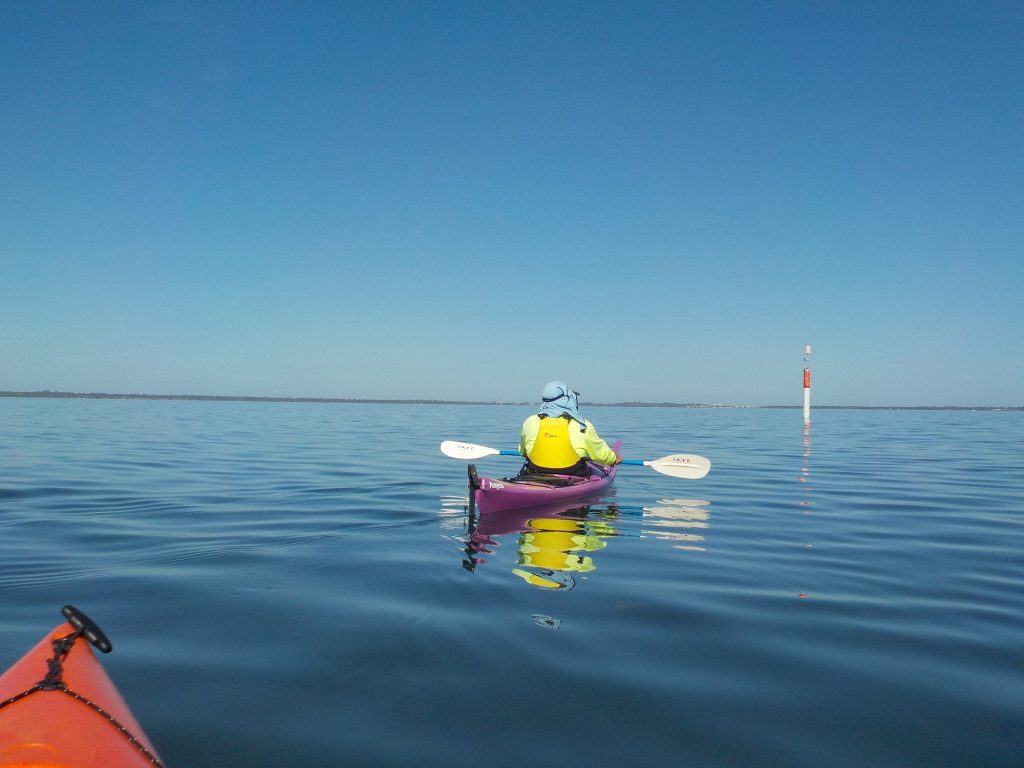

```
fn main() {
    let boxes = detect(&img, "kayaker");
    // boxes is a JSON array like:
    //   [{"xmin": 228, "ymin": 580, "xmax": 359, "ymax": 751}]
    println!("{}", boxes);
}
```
[{"xmin": 519, "ymin": 381, "xmax": 621, "ymax": 476}]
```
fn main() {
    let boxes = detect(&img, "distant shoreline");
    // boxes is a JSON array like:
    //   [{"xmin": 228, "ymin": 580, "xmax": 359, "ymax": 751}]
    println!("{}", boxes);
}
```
[{"xmin": 1, "ymin": 391, "xmax": 1019, "ymax": 411}]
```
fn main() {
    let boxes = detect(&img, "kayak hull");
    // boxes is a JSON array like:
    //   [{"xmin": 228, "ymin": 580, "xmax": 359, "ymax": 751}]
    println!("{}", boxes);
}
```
[
  {"xmin": 0, "ymin": 621, "xmax": 161, "ymax": 768},
  {"xmin": 471, "ymin": 440, "xmax": 621, "ymax": 514}
]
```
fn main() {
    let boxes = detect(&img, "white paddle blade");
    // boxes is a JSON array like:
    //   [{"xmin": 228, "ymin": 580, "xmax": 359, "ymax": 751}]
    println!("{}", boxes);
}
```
[
  {"xmin": 645, "ymin": 454, "xmax": 711, "ymax": 479},
  {"xmin": 440, "ymin": 441, "xmax": 500, "ymax": 460}
]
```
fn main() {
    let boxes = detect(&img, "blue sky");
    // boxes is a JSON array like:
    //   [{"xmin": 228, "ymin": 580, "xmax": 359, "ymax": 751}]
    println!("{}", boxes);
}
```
[{"xmin": 2, "ymin": 1, "xmax": 1021, "ymax": 406}]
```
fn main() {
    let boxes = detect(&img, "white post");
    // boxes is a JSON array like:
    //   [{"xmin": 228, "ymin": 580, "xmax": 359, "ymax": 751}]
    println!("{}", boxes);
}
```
[{"xmin": 802, "ymin": 345, "xmax": 812, "ymax": 423}]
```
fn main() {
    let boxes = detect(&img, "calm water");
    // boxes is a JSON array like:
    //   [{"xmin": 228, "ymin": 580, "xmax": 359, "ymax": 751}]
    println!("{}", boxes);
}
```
[{"xmin": 1, "ymin": 398, "xmax": 1022, "ymax": 767}]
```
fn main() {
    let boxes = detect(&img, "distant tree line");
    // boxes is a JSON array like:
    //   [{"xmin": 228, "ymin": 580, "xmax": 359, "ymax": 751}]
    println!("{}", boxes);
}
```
[{"xmin": 1, "ymin": 391, "xmax": 1019, "ymax": 410}]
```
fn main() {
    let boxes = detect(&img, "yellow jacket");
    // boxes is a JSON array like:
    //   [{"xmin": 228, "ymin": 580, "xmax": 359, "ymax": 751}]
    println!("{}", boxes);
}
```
[{"xmin": 519, "ymin": 414, "xmax": 619, "ymax": 466}]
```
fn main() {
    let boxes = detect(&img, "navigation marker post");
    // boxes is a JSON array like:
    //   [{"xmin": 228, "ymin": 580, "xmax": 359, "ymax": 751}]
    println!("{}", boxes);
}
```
[{"xmin": 802, "ymin": 344, "xmax": 812, "ymax": 424}]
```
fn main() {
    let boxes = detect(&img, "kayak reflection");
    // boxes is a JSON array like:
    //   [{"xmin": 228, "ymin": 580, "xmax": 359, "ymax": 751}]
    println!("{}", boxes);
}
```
[{"xmin": 463, "ymin": 501, "xmax": 621, "ymax": 590}]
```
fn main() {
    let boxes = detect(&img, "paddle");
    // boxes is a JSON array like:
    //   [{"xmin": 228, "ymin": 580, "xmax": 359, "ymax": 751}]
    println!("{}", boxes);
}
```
[{"xmin": 439, "ymin": 441, "xmax": 711, "ymax": 480}]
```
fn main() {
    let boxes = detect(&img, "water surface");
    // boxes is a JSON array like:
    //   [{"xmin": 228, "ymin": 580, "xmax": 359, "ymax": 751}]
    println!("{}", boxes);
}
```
[{"xmin": 1, "ymin": 399, "xmax": 1021, "ymax": 766}]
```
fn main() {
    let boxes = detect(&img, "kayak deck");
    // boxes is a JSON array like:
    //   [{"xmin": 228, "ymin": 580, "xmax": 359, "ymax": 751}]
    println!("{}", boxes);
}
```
[
  {"xmin": 0, "ymin": 606, "xmax": 163, "ymax": 768},
  {"xmin": 469, "ymin": 440, "xmax": 621, "ymax": 513}
]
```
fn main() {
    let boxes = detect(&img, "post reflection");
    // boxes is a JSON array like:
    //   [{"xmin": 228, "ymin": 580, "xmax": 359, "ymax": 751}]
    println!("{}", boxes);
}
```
[{"xmin": 799, "ymin": 421, "xmax": 814, "ymax": 510}]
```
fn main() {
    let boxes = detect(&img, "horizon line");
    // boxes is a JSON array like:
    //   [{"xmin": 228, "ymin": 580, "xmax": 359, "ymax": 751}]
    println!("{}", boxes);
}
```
[{"xmin": 1, "ymin": 391, "xmax": 1020, "ymax": 411}]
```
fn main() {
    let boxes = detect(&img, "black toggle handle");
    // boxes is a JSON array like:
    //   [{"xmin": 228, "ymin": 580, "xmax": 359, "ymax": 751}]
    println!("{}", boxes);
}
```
[{"xmin": 61, "ymin": 605, "xmax": 113, "ymax": 654}]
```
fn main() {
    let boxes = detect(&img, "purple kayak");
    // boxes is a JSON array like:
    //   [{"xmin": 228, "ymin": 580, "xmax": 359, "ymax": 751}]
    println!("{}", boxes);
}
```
[{"xmin": 468, "ymin": 440, "xmax": 621, "ymax": 514}]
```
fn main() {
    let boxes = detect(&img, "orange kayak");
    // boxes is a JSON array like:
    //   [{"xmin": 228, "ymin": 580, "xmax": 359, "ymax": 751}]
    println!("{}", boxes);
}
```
[{"xmin": 0, "ymin": 606, "xmax": 163, "ymax": 767}]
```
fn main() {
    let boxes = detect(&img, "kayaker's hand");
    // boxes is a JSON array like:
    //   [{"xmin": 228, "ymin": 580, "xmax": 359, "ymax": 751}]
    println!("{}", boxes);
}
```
[{"xmin": 613, "ymin": 454, "xmax": 623, "ymax": 464}]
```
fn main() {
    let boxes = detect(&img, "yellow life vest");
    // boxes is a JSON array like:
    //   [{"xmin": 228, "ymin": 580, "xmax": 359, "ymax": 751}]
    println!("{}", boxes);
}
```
[{"xmin": 528, "ymin": 416, "xmax": 581, "ymax": 469}]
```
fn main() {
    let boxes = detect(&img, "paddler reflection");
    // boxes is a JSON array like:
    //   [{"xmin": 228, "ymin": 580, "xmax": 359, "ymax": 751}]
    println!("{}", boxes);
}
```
[
  {"xmin": 513, "ymin": 514, "xmax": 618, "ymax": 589},
  {"xmin": 463, "ymin": 502, "xmax": 619, "ymax": 590}
]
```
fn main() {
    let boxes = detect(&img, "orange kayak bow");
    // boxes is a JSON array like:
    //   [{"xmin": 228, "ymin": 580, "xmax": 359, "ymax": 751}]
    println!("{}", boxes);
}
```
[{"xmin": 0, "ymin": 606, "xmax": 163, "ymax": 767}]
